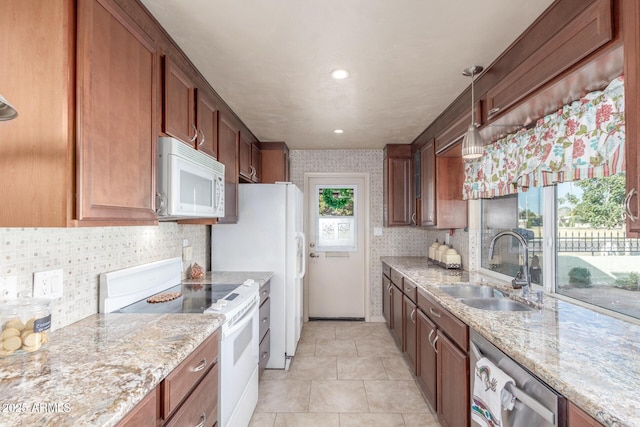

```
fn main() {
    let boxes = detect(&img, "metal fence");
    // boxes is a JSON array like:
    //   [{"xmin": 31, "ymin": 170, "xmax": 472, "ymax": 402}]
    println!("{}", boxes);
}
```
[{"xmin": 529, "ymin": 231, "xmax": 640, "ymax": 255}]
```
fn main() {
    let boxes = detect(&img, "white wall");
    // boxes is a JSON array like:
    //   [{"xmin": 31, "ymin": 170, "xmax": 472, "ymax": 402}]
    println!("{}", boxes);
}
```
[{"xmin": 0, "ymin": 223, "xmax": 208, "ymax": 329}]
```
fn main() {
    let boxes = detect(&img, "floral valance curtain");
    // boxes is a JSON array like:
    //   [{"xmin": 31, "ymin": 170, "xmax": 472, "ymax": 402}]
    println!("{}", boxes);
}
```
[{"xmin": 463, "ymin": 76, "xmax": 625, "ymax": 200}]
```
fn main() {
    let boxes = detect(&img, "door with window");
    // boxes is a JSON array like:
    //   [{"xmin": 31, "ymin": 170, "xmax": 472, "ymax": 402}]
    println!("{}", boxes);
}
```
[{"xmin": 306, "ymin": 175, "xmax": 366, "ymax": 319}]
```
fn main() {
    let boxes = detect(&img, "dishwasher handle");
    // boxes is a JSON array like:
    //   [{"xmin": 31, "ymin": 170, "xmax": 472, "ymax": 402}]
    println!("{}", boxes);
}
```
[{"xmin": 470, "ymin": 340, "xmax": 557, "ymax": 426}]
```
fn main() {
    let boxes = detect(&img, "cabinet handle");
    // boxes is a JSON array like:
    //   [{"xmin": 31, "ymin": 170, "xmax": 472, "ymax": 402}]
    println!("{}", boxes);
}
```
[
  {"xmin": 198, "ymin": 129, "xmax": 205, "ymax": 147},
  {"xmin": 405, "ymin": 287, "xmax": 413, "ymax": 293},
  {"xmin": 191, "ymin": 358, "xmax": 207, "ymax": 373},
  {"xmin": 410, "ymin": 308, "xmax": 416, "ymax": 323},
  {"xmin": 190, "ymin": 124, "xmax": 198, "ymax": 143},
  {"xmin": 411, "ymin": 213, "xmax": 416, "ymax": 225},
  {"xmin": 428, "ymin": 328, "xmax": 435, "ymax": 346},
  {"xmin": 429, "ymin": 307, "xmax": 441, "ymax": 318},
  {"xmin": 262, "ymin": 317, "xmax": 268, "ymax": 324},
  {"xmin": 155, "ymin": 192, "xmax": 166, "ymax": 213},
  {"xmin": 261, "ymin": 352, "xmax": 269, "ymax": 359},
  {"xmin": 432, "ymin": 335, "xmax": 439, "ymax": 354},
  {"xmin": 195, "ymin": 413, "xmax": 206, "ymax": 427},
  {"xmin": 625, "ymin": 188, "xmax": 638, "ymax": 222},
  {"xmin": 387, "ymin": 284, "xmax": 393, "ymax": 295},
  {"xmin": 488, "ymin": 106, "xmax": 501, "ymax": 116}
]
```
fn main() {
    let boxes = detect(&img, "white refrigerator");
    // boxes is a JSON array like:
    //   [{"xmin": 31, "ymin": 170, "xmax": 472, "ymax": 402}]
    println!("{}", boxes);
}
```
[{"xmin": 212, "ymin": 182, "xmax": 305, "ymax": 369}]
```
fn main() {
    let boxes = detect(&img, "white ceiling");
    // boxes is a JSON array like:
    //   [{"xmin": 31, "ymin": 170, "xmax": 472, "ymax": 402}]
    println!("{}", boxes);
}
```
[{"xmin": 140, "ymin": 0, "xmax": 555, "ymax": 150}]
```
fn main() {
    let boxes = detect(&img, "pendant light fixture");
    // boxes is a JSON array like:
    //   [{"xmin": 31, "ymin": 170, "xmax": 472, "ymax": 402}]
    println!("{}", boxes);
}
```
[
  {"xmin": 461, "ymin": 65, "xmax": 483, "ymax": 159},
  {"xmin": 0, "ymin": 94, "xmax": 18, "ymax": 121}
]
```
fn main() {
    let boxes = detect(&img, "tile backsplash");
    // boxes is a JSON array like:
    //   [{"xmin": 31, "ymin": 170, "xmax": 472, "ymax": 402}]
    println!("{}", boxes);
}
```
[{"xmin": 0, "ymin": 223, "xmax": 208, "ymax": 330}]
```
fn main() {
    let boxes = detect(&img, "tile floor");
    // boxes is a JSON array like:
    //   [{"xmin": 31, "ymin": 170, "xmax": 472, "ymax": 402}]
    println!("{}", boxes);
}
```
[{"xmin": 249, "ymin": 321, "xmax": 442, "ymax": 427}]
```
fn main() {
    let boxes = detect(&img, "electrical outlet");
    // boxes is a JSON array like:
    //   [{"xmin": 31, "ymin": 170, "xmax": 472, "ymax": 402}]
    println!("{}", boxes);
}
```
[
  {"xmin": 33, "ymin": 269, "xmax": 64, "ymax": 299},
  {"xmin": 0, "ymin": 276, "xmax": 18, "ymax": 299}
]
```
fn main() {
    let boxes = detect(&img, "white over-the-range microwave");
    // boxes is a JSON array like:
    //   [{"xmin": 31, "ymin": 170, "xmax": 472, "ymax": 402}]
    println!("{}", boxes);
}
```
[{"xmin": 156, "ymin": 137, "xmax": 225, "ymax": 219}]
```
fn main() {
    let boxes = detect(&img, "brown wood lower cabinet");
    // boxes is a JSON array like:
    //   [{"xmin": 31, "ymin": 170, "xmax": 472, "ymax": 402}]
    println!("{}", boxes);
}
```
[
  {"xmin": 417, "ymin": 310, "xmax": 437, "ymax": 409},
  {"xmin": 567, "ymin": 402, "xmax": 604, "ymax": 427},
  {"xmin": 382, "ymin": 274, "xmax": 392, "ymax": 327},
  {"xmin": 403, "ymin": 295, "xmax": 418, "ymax": 374},
  {"xmin": 258, "ymin": 280, "xmax": 271, "ymax": 377},
  {"xmin": 391, "ymin": 283, "xmax": 403, "ymax": 349},
  {"xmin": 164, "ymin": 364, "xmax": 218, "ymax": 427},
  {"xmin": 116, "ymin": 388, "xmax": 159, "ymax": 427},
  {"xmin": 436, "ymin": 332, "xmax": 469, "ymax": 427}
]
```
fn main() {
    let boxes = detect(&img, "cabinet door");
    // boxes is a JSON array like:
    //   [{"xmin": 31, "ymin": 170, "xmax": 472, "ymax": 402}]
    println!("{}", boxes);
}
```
[
  {"xmin": 623, "ymin": 0, "xmax": 640, "ymax": 235},
  {"xmin": 385, "ymin": 157, "xmax": 412, "ymax": 226},
  {"xmin": 217, "ymin": 112, "xmax": 239, "ymax": 223},
  {"xmin": 420, "ymin": 141, "xmax": 436, "ymax": 226},
  {"xmin": 403, "ymin": 295, "xmax": 417, "ymax": 375},
  {"xmin": 417, "ymin": 310, "xmax": 437, "ymax": 410},
  {"xmin": 196, "ymin": 91, "xmax": 218, "ymax": 159},
  {"xmin": 391, "ymin": 284, "xmax": 403, "ymax": 349},
  {"xmin": 436, "ymin": 332, "xmax": 469, "ymax": 427},
  {"xmin": 76, "ymin": 0, "xmax": 158, "ymax": 224},
  {"xmin": 116, "ymin": 388, "xmax": 158, "ymax": 427},
  {"xmin": 382, "ymin": 275, "xmax": 392, "ymax": 327},
  {"xmin": 163, "ymin": 57, "xmax": 196, "ymax": 144},
  {"xmin": 238, "ymin": 132, "xmax": 252, "ymax": 180}
]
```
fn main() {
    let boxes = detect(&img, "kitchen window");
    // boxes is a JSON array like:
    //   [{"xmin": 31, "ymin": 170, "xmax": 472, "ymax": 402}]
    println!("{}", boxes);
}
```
[{"xmin": 480, "ymin": 172, "xmax": 640, "ymax": 321}]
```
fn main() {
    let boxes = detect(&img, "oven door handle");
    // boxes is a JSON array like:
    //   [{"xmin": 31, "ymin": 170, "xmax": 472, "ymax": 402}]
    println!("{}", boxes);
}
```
[
  {"xmin": 221, "ymin": 297, "xmax": 259, "ymax": 339},
  {"xmin": 471, "ymin": 340, "xmax": 557, "ymax": 426}
]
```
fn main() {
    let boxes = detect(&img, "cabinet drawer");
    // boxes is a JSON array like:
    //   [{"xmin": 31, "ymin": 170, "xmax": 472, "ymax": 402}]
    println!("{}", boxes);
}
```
[
  {"xmin": 390, "ymin": 268, "xmax": 403, "ymax": 287},
  {"xmin": 403, "ymin": 276, "xmax": 417, "ymax": 303},
  {"xmin": 259, "ymin": 280, "xmax": 271, "ymax": 306},
  {"xmin": 259, "ymin": 297, "xmax": 271, "ymax": 342},
  {"xmin": 163, "ymin": 331, "xmax": 219, "ymax": 418},
  {"xmin": 382, "ymin": 263, "xmax": 391, "ymax": 279},
  {"xmin": 418, "ymin": 290, "xmax": 468, "ymax": 352},
  {"xmin": 259, "ymin": 329, "xmax": 271, "ymax": 378},
  {"xmin": 164, "ymin": 363, "xmax": 218, "ymax": 427}
]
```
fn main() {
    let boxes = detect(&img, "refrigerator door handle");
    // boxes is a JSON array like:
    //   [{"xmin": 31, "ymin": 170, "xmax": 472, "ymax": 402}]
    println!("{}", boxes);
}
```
[{"xmin": 296, "ymin": 232, "xmax": 306, "ymax": 278}]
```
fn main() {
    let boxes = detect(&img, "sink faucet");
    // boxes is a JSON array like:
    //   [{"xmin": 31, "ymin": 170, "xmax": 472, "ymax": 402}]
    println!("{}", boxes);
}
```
[{"xmin": 488, "ymin": 230, "xmax": 531, "ymax": 297}]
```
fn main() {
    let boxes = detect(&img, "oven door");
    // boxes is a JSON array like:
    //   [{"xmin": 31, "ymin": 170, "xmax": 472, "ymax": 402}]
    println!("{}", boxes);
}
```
[{"xmin": 219, "ymin": 298, "xmax": 259, "ymax": 427}]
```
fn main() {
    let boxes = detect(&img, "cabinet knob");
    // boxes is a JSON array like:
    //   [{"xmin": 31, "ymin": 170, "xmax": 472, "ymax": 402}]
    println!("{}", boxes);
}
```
[
  {"xmin": 262, "ymin": 318, "xmax": 268, "ymax": 324},
  {"xmin": 198, "ymin": 129, "xmax": 205, "ymax": 147},
  {"xmin": 195, "ymin": 413, "xmax": 206, "ymax": 427},
  {"xmin": 488, "ymin": 106, "xmax": 501, "ymax": 116},
  {"xmin": 191, "ymin": 358, "xmax": 207, "ymax": 373},
  {"xmin": 625, "ymin": 188, "xmax": 637, "ymax": 222},
  {"xmin": 190, "ymin": 124, "xmax": 198, "ymax": 143}
]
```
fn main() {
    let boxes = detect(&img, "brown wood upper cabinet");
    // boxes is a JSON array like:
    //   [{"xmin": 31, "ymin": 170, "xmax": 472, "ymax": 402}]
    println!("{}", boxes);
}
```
[
  {"xmin": 260, "ymin": 142, "xmax": 290, "ymax": 183},
  {"xmin": 623, "ymin": 0, "xmax": 640, "ymax": 235},
  {"xmin": 0, "ymin": 0, "xmax": 160, "ymax": 227},
  {"xmin": 383, "ymin": 144, "xmax": 414, "ymax": 227},
  {"xmin": 239, "ymin": 133, "xmax": 261, "ymax": 183},
  {"xmin": 163, "ymin": 57, "xmax": 219, "ymax": 158},
  {"xmin": 485, "ymin": 0, "xmax": 613, "ymax": 122},
  {"xmin": 421, "ymin": 139, "xmax": 467, "ymax": 229},
  {"xmin": 217, "ymin": 111, "xmax": 239, "ymax": 223}
]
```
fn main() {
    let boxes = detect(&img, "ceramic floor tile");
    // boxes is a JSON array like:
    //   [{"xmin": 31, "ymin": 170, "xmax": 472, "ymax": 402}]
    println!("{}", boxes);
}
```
[
  {"xmin": 365, "ymin": 380, "xmax": 431, "ymax": 413},
  {"xmin": 273, "ymin": 412, "xmax": 340, "ymax": 427},
  {"xmin": 314, "ymin": 339, "xmax": 358, "ymax": 357},
  {"xmin": 382, "ymin": 356, "xmax": 415, "ymax": 380},
  {"xmin": 337, "ymin": 356, "xmax": 387, "ymax": 380},
  {"xmin": 301, "ymin": 327, "xmax": 336, "ymax": 341},
  {"xmin": 261, "ymin": 369, "xmax": 288, "ymax": 380},
  {"xmin": 308, "ymin": 380, "xmax": 369, "ymax": 413},
  {"xmin": 255, "ymin": 379, "xmax": 311, "ymax": 413},
  {"xmin": 355, "ymin": 339, "xmax": 402, "ymax": 357},
  {"xmin": 287, "ymin": 356, "xmax": 337, "ymax": 380},
  {"xmin": 248, "ymin": 412, "xmax": 276, "ymax": 427},
  {"xmin": 339, "ymin": 413, "xmax": 406, "ymax": 427},
  {"xmin": 402, "ymin": 413, "xmax": 441, "ymax": 427},
  {"xmin": 336, "ymin": 324, "xmax": 378, "ymax": 340},
  {"xmin": 295, "ymin": 340, "xmax": 317, "ymax": 356}
]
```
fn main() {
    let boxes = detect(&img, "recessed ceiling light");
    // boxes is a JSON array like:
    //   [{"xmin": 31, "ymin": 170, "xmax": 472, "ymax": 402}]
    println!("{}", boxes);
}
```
[
  {"xmin": 330, "ymin": 69, "xmax": 350, "ymax": 80},
  {"xmin": 333, "ymin": 129, "xmax": 344, "ymax": 134}
]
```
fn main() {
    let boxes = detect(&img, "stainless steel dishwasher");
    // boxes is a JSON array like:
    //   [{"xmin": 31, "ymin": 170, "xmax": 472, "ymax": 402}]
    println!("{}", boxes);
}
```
[{"xmin": 470, "ymin": 330, "xmax": 566, "ymax": 427}]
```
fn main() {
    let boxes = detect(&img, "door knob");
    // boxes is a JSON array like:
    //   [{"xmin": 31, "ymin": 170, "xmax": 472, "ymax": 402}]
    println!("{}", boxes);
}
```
[
  {"xmin": 310, "ymin": 253, "xmax": 319, "ymax": 258},
  {"xmin": 309, "ymin": 242, "xmax": 315, "ymax": 248}
]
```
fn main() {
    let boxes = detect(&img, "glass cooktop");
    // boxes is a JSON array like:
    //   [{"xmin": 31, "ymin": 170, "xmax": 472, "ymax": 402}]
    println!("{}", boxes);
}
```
[{"xmin": 114, "ymin": 283, "xmax": 241, "ymax": 314}]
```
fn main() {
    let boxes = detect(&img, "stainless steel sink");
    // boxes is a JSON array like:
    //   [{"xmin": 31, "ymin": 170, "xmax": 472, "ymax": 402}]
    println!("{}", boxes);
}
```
[
  {"xmin": 458, "ymin": 297, "xmax": 534, "ymax": 312},
  {"xmin": 439, "ymin": 285, "xmax": 505, "ymax": 299}
]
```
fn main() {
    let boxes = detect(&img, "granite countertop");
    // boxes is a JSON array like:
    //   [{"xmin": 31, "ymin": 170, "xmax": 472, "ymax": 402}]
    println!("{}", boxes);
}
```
[
  {"xmin": 0, "ymin": 313, "xmax": 223, "ymax": 427},
  {"xmin": 381, "ymin": 256, "xmax": 640, "ymax": 427}
]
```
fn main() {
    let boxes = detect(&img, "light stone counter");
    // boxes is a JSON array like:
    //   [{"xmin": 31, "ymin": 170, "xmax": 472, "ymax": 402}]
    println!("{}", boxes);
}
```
[
  {"xmin": 0, "ymin": 313, "xmax": 223, "ymax": 427},
  {"xmin": 182, "ymin": 271, "xmax": 273, "ymax": 288},
  {"xmin": 381, "ymin": 256, "xmax": 640, "ymax": 427}
]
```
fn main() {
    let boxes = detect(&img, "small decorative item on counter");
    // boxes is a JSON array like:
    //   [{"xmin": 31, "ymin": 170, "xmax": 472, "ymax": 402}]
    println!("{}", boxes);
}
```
[
  {"xmin": 428, "ymin": 242, "xmax": 462, "ymax": 270},
  {"xmin": 435, "ymin": 244, "xmax": 449, "ymax": 263},
  {"xmin": 189, "ymin": 262, "xmax": 205, "ymax": 280},
  {"xmin": 428, "ymin": 241, "xmax": 441, "ymax": 260},
  {"xmin": 0, "ymin": 298, "xmax": 51, "ymax": 357}
]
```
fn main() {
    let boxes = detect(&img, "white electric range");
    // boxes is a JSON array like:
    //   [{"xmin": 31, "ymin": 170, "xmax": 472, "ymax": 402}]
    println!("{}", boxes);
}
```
[{"xmin": 99, "ymin": 257, "xmax": 260, "ymax": 427}]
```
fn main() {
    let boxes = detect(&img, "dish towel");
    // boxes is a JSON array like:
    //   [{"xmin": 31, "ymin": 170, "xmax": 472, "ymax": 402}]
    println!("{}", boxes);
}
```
[{"xmin": 471, "ymin": 357, "xmax": 516, "ymax": 427}]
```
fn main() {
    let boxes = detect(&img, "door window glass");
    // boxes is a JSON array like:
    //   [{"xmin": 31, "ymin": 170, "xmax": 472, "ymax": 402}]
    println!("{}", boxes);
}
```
[{"xmin": 315, "ymin": 186, "xmax": 357, "ymax": 252}]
